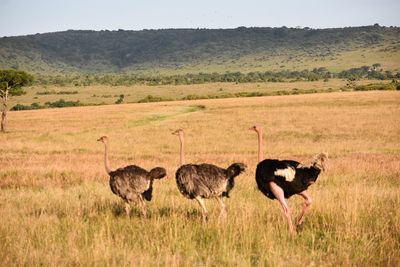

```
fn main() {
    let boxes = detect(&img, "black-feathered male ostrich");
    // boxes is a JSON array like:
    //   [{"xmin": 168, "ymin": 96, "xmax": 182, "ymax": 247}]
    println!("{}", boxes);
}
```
[
  {"xmin": 250, "ymin": 125, "xmax": 328, "ymax": 233},
  {"xmin": 97, "ymin": 136, "xmax": 166, "ymax": 217},
  {"xmin": 172, "ymin": 129, "xmax": 246, "ymax": 222}
]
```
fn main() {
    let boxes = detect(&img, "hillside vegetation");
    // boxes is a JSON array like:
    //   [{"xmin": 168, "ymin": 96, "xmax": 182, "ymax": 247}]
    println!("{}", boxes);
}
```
[{"xmin": 1, "ymin": 25, "xmax": 399, "ymax": 74}]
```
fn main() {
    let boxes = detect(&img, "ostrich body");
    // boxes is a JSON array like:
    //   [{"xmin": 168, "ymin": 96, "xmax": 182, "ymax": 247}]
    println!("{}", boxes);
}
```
[
  {"xmin": 176, "ymin": 163, "xmax": 244, "ymax": 199},
  {"xmin": 250, "ymin": 125, "xmax": 328, "ymax": 233},
  {"xmin": 173, "ymin": 129, "xmax": 246, "ymax": 221},
  {"xmin": 97, "ymin": 136, "xmax": 166, "ymax": 217},
  {"xmin": 255, "ymin": 159, "xmax": 322, "ymax": 199}
]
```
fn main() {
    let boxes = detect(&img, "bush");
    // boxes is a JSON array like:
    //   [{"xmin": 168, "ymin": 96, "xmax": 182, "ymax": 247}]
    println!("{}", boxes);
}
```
[
  {"xmin": 36, "ymin": 90, "xmax": 78, "ymax": 95},
  {"xmin": 44, "ymin": 99, "xmax": 82, "ymax": 108},
  {"xmin": 234, "ymin": 92, "xmax": 264, "ymax": 97},
  {"xmin": 115, "ymin": 94, "xmax": 124, "ymax": 104},
  {"xmin": 11, "ymin": 103, "xmax": 41, "ymax": 111},
  {"xmin": 354, "ymin": 83, "xmax": 395, "ymax": 91},
  {"xmin": 138, "ymin": 95, "xmax": 172, "ymax": 103},
  {"xmin": 181, "ymin": 94, "xmax": 207, "ymax": 100}
]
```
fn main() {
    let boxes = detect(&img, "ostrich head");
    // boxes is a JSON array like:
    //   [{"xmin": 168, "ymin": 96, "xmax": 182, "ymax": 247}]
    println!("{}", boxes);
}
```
[
  {"xmin": 172, "ymin": 128, "xmax": 184, "ymax": 138},
  {"xmin": 226, "ymin": 163, "xmax": 247, "ymax": 178},
  {"xmin": 97, "ymin": 136, "xmax": 109, "ymax": 144},
  {"xmin": 249, "ymin": 125, "xmax": 263, "ymax": 134},
  {"xmin": 311, "ymin": 152, "xmax": 329, "ymax": 171},
  {"xmin": 172, "ymin": 128, "xmax": 185, "ymax": 165}
]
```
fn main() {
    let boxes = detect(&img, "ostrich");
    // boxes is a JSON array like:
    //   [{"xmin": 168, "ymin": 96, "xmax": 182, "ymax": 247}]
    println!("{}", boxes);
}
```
[
  {"xmin": 250, "ymin": 125, "xmax": 328, "ymax": 233},
  {"xmin": 172, "ymin": 129, "xmax": 247, "ymax": 222},
  {"xmin": 97, "ymin": 136, "xmax": 166, "ymax": 217}
]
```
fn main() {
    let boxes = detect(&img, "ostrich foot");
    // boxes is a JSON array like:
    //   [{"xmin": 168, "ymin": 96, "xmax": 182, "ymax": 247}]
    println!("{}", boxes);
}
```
[
  {"xmin": 141, "ymin": 210, "xmax": 148, "ymax": 219},
  {"xmin": 125, "ymin": 203, "xmax": 132, "ymax": 217},
  {"xmin": 296, "ymin": 223, "xmax": 304, "ymax": 233},
  {"xmin": 219, "ymin": 210, "xmax": 227, "ymax": 223},
  {"xmin": 288, "ymin": 226, "xmax": 295, "ymax": 235},
  {"xmin": 202, "ymin": 213, "xmax": 209, "ymax": 223}
]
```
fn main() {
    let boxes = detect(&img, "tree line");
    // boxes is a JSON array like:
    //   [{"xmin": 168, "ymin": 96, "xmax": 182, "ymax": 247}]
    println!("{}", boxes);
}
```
[{"xmin": 34, "ymin": 65, "xmax": 399, "ymax": 87}]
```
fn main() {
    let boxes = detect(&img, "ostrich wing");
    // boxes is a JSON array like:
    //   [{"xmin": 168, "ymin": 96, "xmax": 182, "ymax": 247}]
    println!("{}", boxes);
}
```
[
  {"xmin": 109, "ymin": 165, "xmax": 151, "ymax": 198},
  {"xmin": 196, "ymin": 164, "xmax": 228, "ymax": 193},
  {"xmin": 176, "ymin": 163, "xmax": 228, "ymax": 198}
]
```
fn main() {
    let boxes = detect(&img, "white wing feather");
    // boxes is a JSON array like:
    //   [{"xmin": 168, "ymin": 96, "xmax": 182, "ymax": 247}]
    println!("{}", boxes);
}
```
[{"xmin": 274, "ymin": 167, "xmax": 296, "ymax": 182}]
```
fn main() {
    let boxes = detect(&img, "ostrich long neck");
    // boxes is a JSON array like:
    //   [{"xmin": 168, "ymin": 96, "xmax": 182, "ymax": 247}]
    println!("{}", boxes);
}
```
[
  {"xmin": 179, "ymin": 134, "xmax": 185, "ymax": 165},
  {"xmin": 103, "ymin": 142, "xmax": 113, "ymax": 174},
  {"xmin": 257, "ymin": 129, "xmax": 264, "ymax": 163}
]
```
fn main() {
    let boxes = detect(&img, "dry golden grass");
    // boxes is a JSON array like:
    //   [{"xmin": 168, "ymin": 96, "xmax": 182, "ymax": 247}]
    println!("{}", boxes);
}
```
[{"xmin": 1, "ymin": 91, "xmax": 399, "ymax": 266}]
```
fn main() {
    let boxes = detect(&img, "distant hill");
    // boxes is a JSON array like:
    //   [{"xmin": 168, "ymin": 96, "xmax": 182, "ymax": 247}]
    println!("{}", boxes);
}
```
[{"xmin": 0, "ymin": 25, "xmax": 399, "ymax": 74}]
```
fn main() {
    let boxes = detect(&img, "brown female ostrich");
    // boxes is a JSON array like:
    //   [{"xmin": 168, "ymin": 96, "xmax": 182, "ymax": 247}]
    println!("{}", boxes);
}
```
[
  {"xmin": 172, "ymin": 129, "xmax": 246, "ymax": 222},
  {"xmin": 250, "ymin": 125, "xmax": 328, "ymax": 233},
  {"xmin": 97, "ymin": 136, "xmax": 166, "ymax": 217}
]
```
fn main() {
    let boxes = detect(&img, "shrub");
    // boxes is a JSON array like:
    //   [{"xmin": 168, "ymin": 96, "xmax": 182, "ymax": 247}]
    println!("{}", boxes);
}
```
[
  {"xmin": 44, "ymin": 99, "xmax": 82, "ymax": 108},
  {"xmin": 36, "ymin": 90, "xmax": 78, "ymax": 95},
  {"xmin": 115, "ymin": 94, "xmax": 124, "ymax": 104},
  {"xmin": 354, "ymin": 83, "xmax": 395, "ymax": 91},
  {"xmin": 138, "ymin": 95, "xmax": 172, "ymax": 103}
]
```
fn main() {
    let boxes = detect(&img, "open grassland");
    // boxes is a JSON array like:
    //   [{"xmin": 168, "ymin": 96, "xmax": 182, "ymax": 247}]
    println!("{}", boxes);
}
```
[
  {"xmin": 1, "ymin": 91, "xmax": 399, "ymax": 266},
  {"xmin": 10, "ymin": 78, "xmax": 390, "ymax": 107}
]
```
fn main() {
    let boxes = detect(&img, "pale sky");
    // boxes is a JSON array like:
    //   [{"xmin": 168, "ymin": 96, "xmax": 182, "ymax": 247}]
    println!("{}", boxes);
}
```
[{"xmin": 0, "ymin": 0, "xmax": 399, "ymax": 37}]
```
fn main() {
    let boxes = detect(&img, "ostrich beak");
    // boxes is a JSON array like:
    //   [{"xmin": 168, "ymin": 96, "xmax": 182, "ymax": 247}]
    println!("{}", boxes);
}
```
[
  {"xmin": 171, "ymin": 130, "xmax": 180, "ymax": 135},
  {"xmin": 97, "ymin": 138, "xmax": 102, "ymax": 142}
]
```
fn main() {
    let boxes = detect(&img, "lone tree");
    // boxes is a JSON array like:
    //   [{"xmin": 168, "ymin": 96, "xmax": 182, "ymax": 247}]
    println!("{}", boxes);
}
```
[{"xmin": 0, "ymin": 70, "xmax": 34, "ymax": 132}]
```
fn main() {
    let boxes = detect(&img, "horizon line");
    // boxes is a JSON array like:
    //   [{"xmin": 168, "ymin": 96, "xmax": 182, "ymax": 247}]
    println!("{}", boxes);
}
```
[{"xmin": 1, "ymin": 23, "xmax": 398, "ymax": 38}]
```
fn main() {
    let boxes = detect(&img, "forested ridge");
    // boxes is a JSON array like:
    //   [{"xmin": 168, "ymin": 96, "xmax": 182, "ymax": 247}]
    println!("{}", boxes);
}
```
[{"xmin": 1, "ymin": 25, "xmax": 399, "ymax": 74}]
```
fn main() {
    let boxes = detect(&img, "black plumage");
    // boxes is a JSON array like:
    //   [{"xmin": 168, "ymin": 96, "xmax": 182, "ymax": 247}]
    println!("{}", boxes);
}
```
[
  {"xmin": 98, "ymin": 136, "xmax": 167, "ymax": 217},
  {"xmin": 255, "ymin": 159, "xmax": 322, "ymax": 199},
  {"xmin": 250, "ymin": 125, "xmax": 328, "ymax": 233}
]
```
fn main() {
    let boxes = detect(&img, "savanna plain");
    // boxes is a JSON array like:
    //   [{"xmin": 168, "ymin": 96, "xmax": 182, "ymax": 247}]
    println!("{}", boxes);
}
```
[{"xmin": 0, "ymin": 90, "xmax": 399, "ymax": 266}]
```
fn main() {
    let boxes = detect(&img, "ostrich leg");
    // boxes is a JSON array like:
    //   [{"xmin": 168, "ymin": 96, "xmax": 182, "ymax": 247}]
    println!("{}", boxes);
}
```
[
  {"xmin": 125, "ymin": 202, "xmax": 132, "ymax": 217},
  {"xmin": 269, "ymin": 181, "xmax": 294, "ymax": 234},
  {"xmin": 138, "ymin": 195, "xmax": 148, "ymax": 218},
  {"xmin": 195, "ymin": 196, "xmax": 208, "ymax": 223},
  {"xmin": 216, "ymin": 196, "xmax": 227, "ymax": 220},
  {"xmin": 295, "ymin": 191, "xmax": 312, "ymax": 231}
]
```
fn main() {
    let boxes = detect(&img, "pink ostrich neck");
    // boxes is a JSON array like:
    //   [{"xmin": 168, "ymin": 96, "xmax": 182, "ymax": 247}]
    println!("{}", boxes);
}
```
[
  {"xmin": 179, "ymin": 133, "xmax": 186, "ymax": 165},
  {"xmin": 257, "ymin": 129, "xmax": 264, "ymax": 163},
  {"xmin": 103, "ymin": 141, "xmax": 113, "ymax": 174}
]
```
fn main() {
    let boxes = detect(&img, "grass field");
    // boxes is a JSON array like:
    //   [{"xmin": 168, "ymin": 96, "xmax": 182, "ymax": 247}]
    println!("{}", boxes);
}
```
[{"xmin": 1, "ymin": 91, "xmax": 399, "ymax": 266}]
